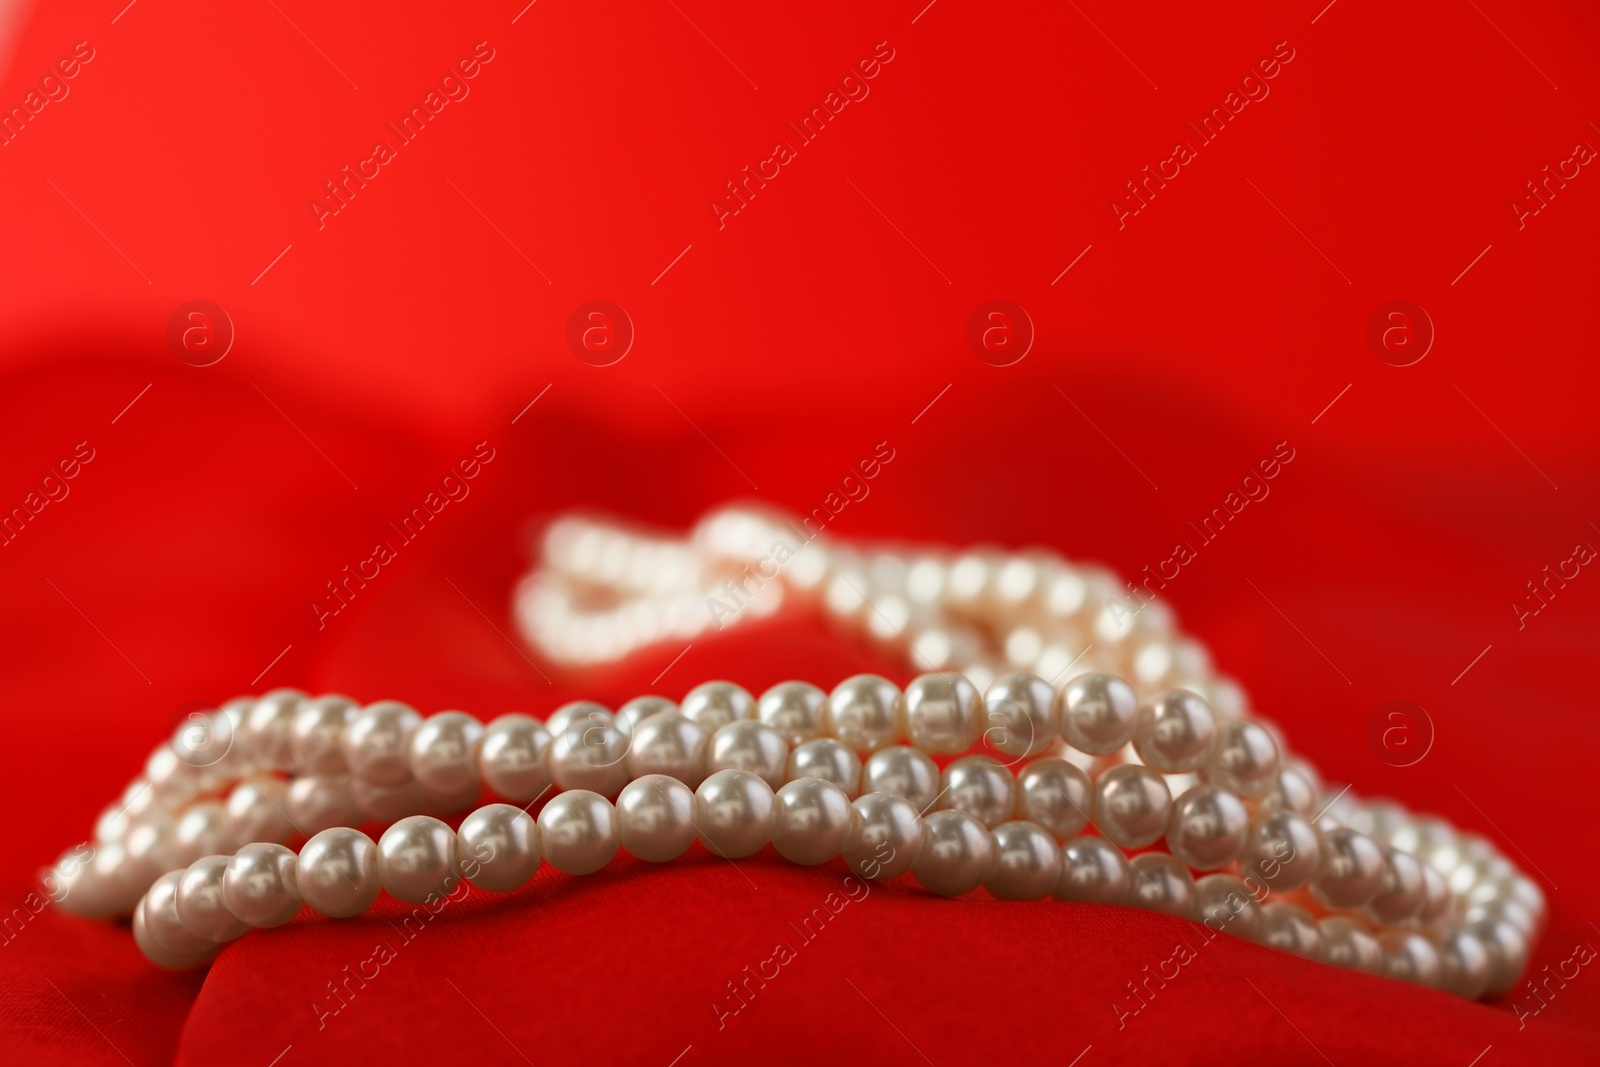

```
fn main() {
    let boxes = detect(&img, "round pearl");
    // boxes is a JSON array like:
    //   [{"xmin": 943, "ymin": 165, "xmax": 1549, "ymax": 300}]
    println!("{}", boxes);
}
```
[
  {"xmin": 1240, "ymin": 810, "xmax": 1320, "ymax": 891},
  {"xmin": 145, "ymin": 744, "xmax": 199, "ymax": 805},
  {"xmin": 378, "ymin": 816, "xmax": 460, "ymax": 904},
  {"xmin": 343, "ymin": 701, "xmax": 422, "ymax": 785},
  {"xmin": 1054, "ymin": 836, "xmax": 1128, "ymax": 903},
  {"xmin": 771, "ymin": 778, "xmax": 853, "ymax": 865},
  {"xmin": 707, "ymin": 720, "xmax": 788, "ymax": 788},
  {"xmin": 141, "ymin": 871, "xmax": 215, "ymax": 957},
  {"xmin": 175, "ymin": 855, "xmax": 249, "ymax": 942},
  {"xmin": 625, "ymin": 712, "xmax": 708, "ymax": 786},
  {"xmin": 352, "ymin": 779, "xmax": 428, "ymax": 822},
  {"xmin": 757, "ymin": 681, "xmax": 828, "ymax": 746},
  {"xmin": 617, "ymin": 774, "xmax": 697, "ymax": 862},
  {"xmin": 981, "ymin": 672, "xmax": 1058, "ymax": 758},
  {"xmin": 861, "ymin": 745, "xmax": 940, "ymax": 813},
  {"xmin": 680, "ymin": 681, "xmax": 755, "ymax": 731},
  {"xmin": 549, "ymin": 719, "xmax": 632, "ymax": 797},
  {"xmin": 1418, "ymin": 864, "xmax": 1453, "ymax": 924},
  {"xmin": 842, "ymin": 793, "xmax": 922, "ymax": 879},
  {"xmin": 224, "ymin": 843, "xmax": 301, "ymax": 927},
  {"xmin": 1059, "ymin": 673, "xmax": 1138, "ymax": 755},
  {"xmin": 299, "ymin": 827, "xmax": 381, "ymax": 917},
  {"xmin": 1310, "ymin": 828, "xmax": 1385, "ymax": 908},
  {"xmin": 287, "ymin": 773, "xmax": 362, "ymax": 835},
  {"xmin": 1262, "ymin": 764, "xmax": 1319, "ymax": 817},
  {"xmin": 225, "ymin": 776, "xmax": 294, "ymax": 844},
  {"xmin": 985, "ymin": 821, "xmax": 1060, "ymax": 901},
  {"xmin": 786, "ymin": 738, "xmax": 861, "ymax": 797},
  {"xmin": 1366, "ymin": 846, "xmax": 1427, "ymax": 924},
  {"xmin": 693, "ymin": 769, "xmax": 774, "ymax": 860},
  {"xmin": 244, "ymin": 688, "xmax": 306, "ymax": 769},
  {"xmin": 46, "ymin": 844, "xmax": 106, "ymax": 918},
  {"xmin": 537, "ymin": 790, "xmax": 621, "ymax": 875},
  {"xmin": 913, "ymin": 810, "xmax": 994, "ymax": 896},
  {"xmin": 1203, "ymin": 719, "xmax": 1280, "ymax": 798},
  {"xmin": 1194, "ymin": 874, "xmax": 1261, "ymax": 940},
  {"xmin": 291, "ymin": 694, "xmax": 358, "ymax": 774},
  {"xmin": 545, "ymin": 700, "xmax": 612, "ymax": 739},
  {"xmin": 826, "ymin": 674, "xmax": 904, "ymax": 755},
  {"xmin": 1471, "ymin": 918, "xmax": 1529, "ymax": 995},
  {"xmin": 616, "ymin": 695, "xmax": 676, "ymax": 734},
  {"xmin": 940, "ymin": 755, "xmax": 1016, "ymax": 828},
  {"xmin": 1092, "ymin": 764, "xmax": 1171, "ymax": 849},
  {"xmin": 1126, "ymin": 853, "xmax": 1195, "ymax": 918},
  {"xmin": 1133, "ymin": 690, "xmax": 1217, "ymax": 772},
  {"xmin": 1166, "ymin": 785, "xmax": 1248, "ymax": 869},
  {"xmin": 1015, "ymin": 758, "xmax": 1092, "ymax": 841},
  {"xmin": 133, "ymin": 896, "xmax": 212, "ymax": 970},
  {"xmin": 1320, "ymin": 916, "xmax": 1384, "ymax": 973},
  {"xmin": 171, "ymin": 801, "xmax": 234, "ymax": 867},
  {"xmin": 1382, "ymin": 930, "xmax": 1442, "ymax": 987},
  {"xmin": 458, "ymin": 803, "xmax": 541, "ymax": 892},
  {"xmin": 169, "ymin": 709, "xmax": 237, "ymax": 776},
  {"xmin": 408, "ymin": 711, "xmax": 485, "ymax": 796},
  {"xmin": 480, "ymin": 714, "xmax": 553, "ymax": 803},
  {"xmin": 1440, "ymin": 930, "xmax": 1492, "ymax": 999},
  {"xmin": 1257, "ymin": 903, "xmax": 1323, "ymax": 960},
  {"xmin": 903, "ymin": 673, "xmax": 982, "ymax": 755}
]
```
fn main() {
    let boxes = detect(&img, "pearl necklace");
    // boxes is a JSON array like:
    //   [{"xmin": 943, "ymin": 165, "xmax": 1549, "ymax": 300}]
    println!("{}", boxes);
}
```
[{"xmin": 50, "ymin": 506, "xmax": 1543, "ymax": 1003}]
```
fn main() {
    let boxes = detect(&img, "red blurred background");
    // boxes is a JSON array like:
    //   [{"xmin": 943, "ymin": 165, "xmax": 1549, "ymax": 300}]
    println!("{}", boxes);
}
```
[{"xmin": 0, "ymin": 0, "xmax": 1596, "ymax": 1063}]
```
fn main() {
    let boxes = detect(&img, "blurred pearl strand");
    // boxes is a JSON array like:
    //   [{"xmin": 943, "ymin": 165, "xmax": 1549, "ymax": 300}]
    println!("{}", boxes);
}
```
[{"xmin": 47, "ymin": 506, "xmax": 1542, "ymax": 1002}]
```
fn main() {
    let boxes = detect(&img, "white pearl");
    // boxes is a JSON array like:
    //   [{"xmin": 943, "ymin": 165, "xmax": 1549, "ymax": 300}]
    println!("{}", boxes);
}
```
[
  {"xmin": 1381, "ymin": 930, "xmax": 1442, "ymax": 987},
  {"xmin": 680, "ymin": 681, "xmax": 755, "ymax": 731},
  {"xmin": 549, "ymin": 719, "xmax": 633, "ymax": 796},
  {"xmin": 1194, "ymin": 874, "xmax": 1260, "ymax": 940},
  {"xmin": 786, "ymin": 738, "xmax": 861, "ymax": 797},
  {"xmin": 940, "ymin": 755, "xmax": 1016, "ymax": 828},
  {"xmin": 757, "ymin": 681, "xmax": 828, "ymax": 746},
  {"xmin": 771, "ymin": 778, "xmax": 852, "ymax": 865},
  {"xmin": 343, "ymin": 701, "xmax": 421, "ymax": 785},
  {"xmin": 1440, "ymin": 930, "xmax": 1492, "ymax": 999},
  {"xmin": 169, "ymin": 709, "xmax": 238, "ymax": 778},
  {"xmin": 842, "ymin": 793, "xmax": 922, "ymax": 879},
  {"xmin": 352, "ymin": 778, "xmax": 428, "ymax": 822},
  {"xmin": 1127, "ymin": 853, "xmax": 1194, "ymax": 918},
  {"xmin": 981, "ymin": 672, "xmax": 1057, "ymax": 758},
  {"xmin": 121, "ymin": 826, "xmax": 170, "ymax": 899},
  {"xmin": 1320, "ymin": 916, "xmax": 1383, "ymax": 973},
  {"xmin": 1055, "ymin": 836, "xmax": 1131, "ymax": 904},
  {"xmin": 706, "ymin": 720, "xmax": 788, "ymax": 788},
  {"xmin": 693, "ymin": 769, "xmax": 774, "ymax": 859},
  {"xmin": 1418, "ymin": 864, "xmax": 1453, "ymax": 924},
  {"xmin": 624, "ymin": 711, "xmax": 707, "ymax": 786},
  {"xmin": 537, "ymin": 790, "xmax": 621, "ymax": 875},
  {"xmin": 1092, "ymin": 764, "xmax": 1171, "ymax": 849},
  {"xmin": 1240, "ymin": 810, "xmax": 1320, "ymax": 891},
  {"xmin": 175, "ymin": 855, "xmax": 249, "ymax": 942},
  {"xmin": 861, "ymin": 746, "xmax": 940, "ymax": 813},
  {"xmin": 287, "ymin": 774, "xmax": 362, "ymax": 835},
  {"xmin": 1366, "ymin": 846, "xmax": 1426, "ymax": 924},
  {"xmin": 1166, "ymin": 785, "xmax": 1248, "ymax": 869},
  {"xmin": 1015, "ymin": 758, "xmax": 1092, "ymax": 841},
  {"xmin": 479, "ymin": 714, "xmax": 553, "ymax": 803},
  {"xmin": 145, "ymin": 743, "xmax": 200, "ymax": 805},
  {"xmin": 379, "ymin": 816, "xmax": 460, "ymax": 904},
  {"xmin": 298, "ymin": 827, "xmax": 381, "ymax": 917},
  {"xmin": 244, "ymin": 689, "xmax": 306, "ymax": 769},
  {"xmin": 171, "ymin": 801, "xmax": 234, "ymax": 867},
  {"xmin": 913, "ymin": 810, "xmax": 994, "ymax": 896},
  {"xmin": 1257, "ymin": 902, "xmax": 1323, "ymax": 960},
  {"xmin": 1471, "ymin": 919, "xmax": 1529, "ymax": 995},
  {"xmin": 545, "ymin": 701, "xmax": 611, "ymax": 739},
  {"xmin": 826, "ymin": 674, "xmax": 904, "ymax": 755},
  {"xmin": 985, "ymin": 821, "xmax": 1059, "ymax": 901},
  {"xmin": 225, "ymin": 776, "xmax": 294, "ymax": 844},
  {"xmin": 290, "ymin": 694, "xmax": 358, "ymax": 774},
  {"xmin": 617, "ymin": 775, "xmax": 697, "ymax": 862},
  {"xmin": 458, "ymin": 804, "xmax": 541, "ymax": 892},
  {"xmin": 1133, "ymin": 690, "xmax": 1216, "ymax": 772},
  {"xmin": 1059, "ymin": 673, "xmax": 1138, "ymax": 755},
  {"xmin": 616, "ymin": 695, "xmax": 676, "ymax": 734},
  {"xmin": 408, "ymin": 711, "xmax": 485, "ymax": 796},
  {"xmin": 133, "ymin": 895, "xmax": 213, "ymax": 970},
  {"xmin": 903, "ymin": 673, "xmax": 982, "ymax": 755},
  {"xmin": 1263, "ymin": 764, "xmax": 1318, "ymax": 817},
  {"xmin": 1310, "ymin": 828, "xmax": 1385, "ymax": 908},
  {"xmin": 142, "ymin": 870, "xmax": 216, "ymax": 957},
  {"xmin": 224, "ymin": 843, "xmax": 301, "ymax": 927},
  {"xmin": 1203, "ymin": 719, "xmax": 1279, "ymax": 798}
]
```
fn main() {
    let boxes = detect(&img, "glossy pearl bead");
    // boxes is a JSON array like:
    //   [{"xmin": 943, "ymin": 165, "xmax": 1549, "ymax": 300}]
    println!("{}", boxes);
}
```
[
  {"xmin": 1366, "ymin": 846, "xmax": 1426, "ymax": 924},
  {"xmin": 353, "ymin": 779, "xmax": 428, "ymax": 822},
  {"xmin": 1320, "ymin": 916, "xmax": 1384, "ymax": 974},
  {"xmin": 223, "ymin": 843, "xmax": 301, "ymax": 927},
  {"xmin": 1258, "ymin": 903, "xmax": 1323, "ymax": 960},
  {"xmin": 1382, "ymin": 930, "xmax": 1442, "ymax": 987},
  {"xmin": 757, "ymin": 681, "xmax": 827, "ymax": 746},
  {"xmin": 1203, "ymin": 719, "xmax": 1279, "ymax": 798},
  {"xmin": 1240, "ymin": 810, "xmax": 1320, "ymax": 891},
  {"xmin": 1440, "ymin": 930, "xmax": 1492, "ymax": 999},
  {"xmin": 171, "ymin": 802, "xmax": 233, "ymax": 867},
  {"xmin": 1059, "ymin": 673, "xmax": 1138, "ymax": 755},
  {"xmin": 479, "ymin": 714, "xmax": 553, "ymax": 803},
  {"xmin": 617, "ymin": 775, "xmax": 697, "ymax": 862},
  {"xmin": 786, "ymin": 738, "xmax": 861, "ymax": 797},
  {"xmin": 1310, "ymin": 828, "xmax": 1385, "ymax": 908},
  {"xmin": 408, "ymin": 711, "xmax": 485, "ymax": 797},
  {"xmin": 1014, "ymin": 758, "xmax": 1091, "ymax": 841},
  {"xmin": 1056, "ymin": 836, "xmax": 1131, "ymax": 904},
  {"xmin": 379, "ymin": 816, "xmax": 460, "ymax": 904},
  {"xmin": 225, "ymin": 776, "xmax": 294, "ymax": 844},
  {"xmin": 913, "ymin": 810, "xmax": 994, "ymax": 897},
  {"xmin": 287, "ymin": 773, "xmax": 361, "ymax": 835},
  {"xmin": 679, "ymin": 681, "xmax": 754, "ymax": 731},
  {"xmin": 861, "ymin": 745, "xmax": 940, "ymax": 813},
  {"xmin": 1127, "ymin": 853, "xmax": 1195, "ymax": 918},
  {"xmin": 981, "ymin": 672, "xmax": 1057, "ymax": 758},
  {"xmin": 1194, "ymin": 874, "xmax": 1260, "ymax": 940},
  {"xmin": 133, "ymin": 896, "xmax": 212, "ymax": 970},
  {"xmin": 343, "ymin": 701, "xmax": 421, "ymax": 785},
  {"xmin": 706, "ymin": 720, "xmax": 788, "ymax": 788},
  {"xmin": 940, "ymin": 755, "xmax": 1016, "ymax": 828},
  {"xmin": 298, "ymin": 827, "xmax": 381, "ymax": 918},
  {"xmin": 1133, "ymin": 690, "xmax": 1217, "ymax": 772},
  {"xmin": 842, "ymin": 793, "xmax": 922, "ymax": 879},
  {"xmin": 625, "ymin": 712, "xmax": 708, "ymax": 786},
  {"xmin": 143, "ymin": 871, "xmax": 215, "ymax": 956},
  {"xmin": 616, "ymin": 695, "xmax": 676, "ymax": 734},
  {"xmin": 457, "ymin": 803, "xmax": 541, "ymax": 892},
  {"xmin": 1166, "ymin": 785, "xmax": 1248, "ymax": 870},
  {"xmin": 771, "ymin": 778, "xmax": 852, "ymax": 865},
  {"xmin": 903, "ymin": 673, "xmax": 982, "ymax": 755},
  {"xmin": 291, "ymin": 694, "xmax": 358, "ymax": 774},
  {"xmin": 826, "ymin": 674, "xmax": 904, "ymax": 755},
  {"xmin": 694, "ymin": 769, "xmax": 774, "ymax": 859},
  {"xmin": 244, "ymin": 688, "xmax": 306, "ymax": 769},
  {"xmin": 549, "ymin": 719, "xmax": 631, "ymax": 797},
  {"xmin": 175, "ymin": 855, "xmax": 249, "ymax": 942},
  {"xmin": 536, "ymin": 790, "xmax": 621, "ymax": 875},
  {"xmin": 985, "ymin": 821, "xmax": 1060, "ymax": 901},
  {"xmin": 1092, "ymin": 764, "xmax": 1171, "ymax": 849}
]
